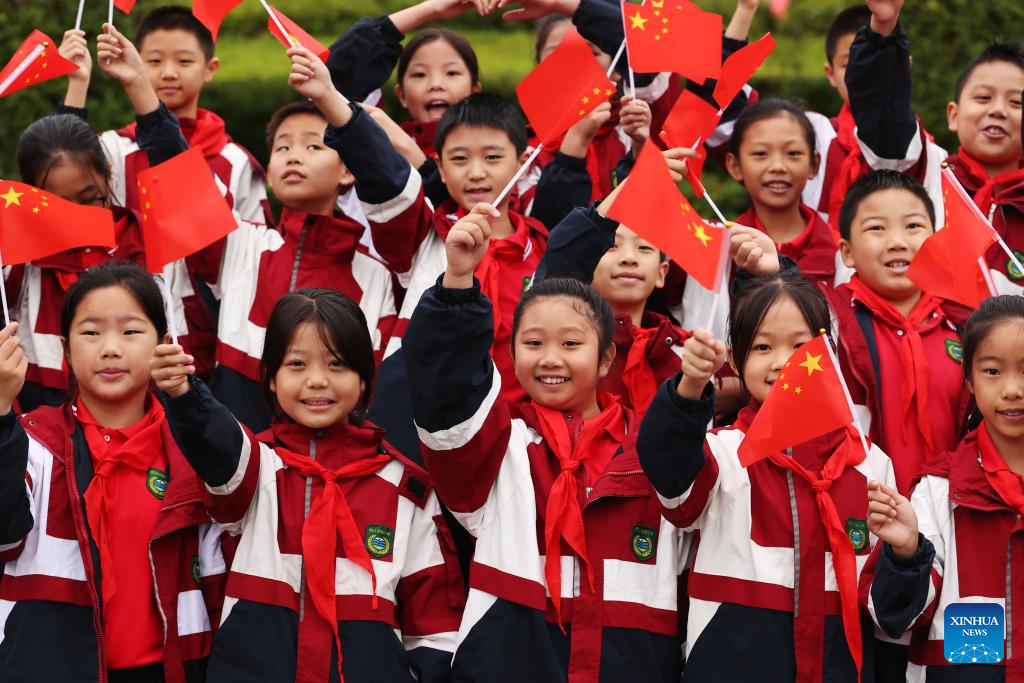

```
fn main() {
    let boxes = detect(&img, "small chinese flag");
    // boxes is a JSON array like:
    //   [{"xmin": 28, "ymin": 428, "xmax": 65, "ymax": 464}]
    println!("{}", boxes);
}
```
[
  {"xmin": 0, "ymin": 182, "xmax": 115, "ymax": 265},
  {"xmin": 193, "ymin": 0, "xmax": 243, "ymax": 40},
  {"xmin": 606, "ymin": 143, "xmax": 725, "ymax": 290},
  {"xmin": 907, "ymin": 168, "xmax": 997, "ymax": 309},
  {"xmin": 658, "ymin": 90, "xmax": 722, "ymax": 198},
  {"xmin": 136, "ymin": 148, "xmax": 238, "ymax": 273},
  {"xmin": 623, "ymin": 0, "xmax": 722, "ymax": 84},
  {"xmin": 737, "ymin": 334, "xmax": 856, "ymax": 467},
  {"xmin": 266, "ymin": 5, "xmax": 329, "ymax": 63},
  {"xmin": 712, "ymin": 33, "xmax": 776, "ymax": 112},
  {"xmin": 516, "ymin": 27, "xmax": 616, "ymax": 144},
  {"xmin": 0, "ymin": 30, "xmax": 79, "ymax": 98},
  {"xmin": 114, "ymin": 0, "xmax": 137, "ymax": 13}
]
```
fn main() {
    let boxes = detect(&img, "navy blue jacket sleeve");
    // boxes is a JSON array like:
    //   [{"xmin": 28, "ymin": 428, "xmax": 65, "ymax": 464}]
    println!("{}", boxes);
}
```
[
  {"xmin": 418, "ymin": 156, "xmax": 451, "ymax": 207},
  {"xmin": 404, "ymin": 278, "xmax": 496, "ymax": 433},
  {"xmin": 637, "ymin": 371, "xmax": 713, "ymax": 499},
  {"xmin": 56, "ymin": 103, "xmax": 88, "ymax": 120},
  {"xmin": 530, "ymin": 152, "xmax": 595, "ymax": 231},
  {"xmin": 136, "ymin": 102, "xmax": 189, "ymax": 167},
  {"xmin": 164, "ymin": 377, "xmax": 245, "ymax": 488},
  {"xmin": 572, "ymin": 0, "xmax": 654, "ymax": 85},
  {"xmin": 0, "ymin": 411, "xmax": 32, "ymax": 545},
  {"xmin": 533, "ymin": 204, "xmax": 616, "ymax": 282},
  {"xmin": 327, "ymin": 15, "xmax": 404, "ymax": 102},
  {"xmin": 846, "ymin": 23, "xmax": 917, "ymax": 160},
  {"xmin": 870, "ymin": 535, "xmax": 935, "ymax": 639},
  {"xmin": 324, "ymin": 103, "xmax": 414, "ymax": 205}
]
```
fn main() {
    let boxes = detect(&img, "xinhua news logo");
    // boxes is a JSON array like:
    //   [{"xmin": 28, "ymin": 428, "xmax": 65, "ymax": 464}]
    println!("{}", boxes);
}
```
[{"xmin": 944, "ymin": 603, "xmax": 1004, "ymax": 664}]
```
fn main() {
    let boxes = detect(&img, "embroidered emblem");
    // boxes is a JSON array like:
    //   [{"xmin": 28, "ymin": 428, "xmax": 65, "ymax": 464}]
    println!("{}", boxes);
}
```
[
  {"xmin": 631, "ymin": 525, "xmax": 657, "ymax": 561},
  {"xmin": 364, "ymin": 525, "xmax": 394, "ymax": 558},
  {"xmin": 945, "ymin": 339, "xmax": 964, "ymax": 365},
  {"xmin": 146, "ymin": 468, "xmax": 168, "ymax": 500},
  {"xmin": 191, "ymin": 553, "xmax": 202, "ymax": 586},
  {"xmin": 1008, "ymin": 251, "xmax": 1024, "ymax": 281},
  {"xmin": 846, "ymin": 517, "xmax": 868, "ymax": 553}
]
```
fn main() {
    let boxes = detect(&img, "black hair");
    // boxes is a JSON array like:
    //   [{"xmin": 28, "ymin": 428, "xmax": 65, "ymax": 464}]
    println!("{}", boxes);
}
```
[
  {"xmin": 397, "ymin": 28, "xmax": 479, "ymax": 85},
  {"xmin": 962, "ymin": 295, "xmax": 1024, "ymax": 383},
  {"xmin": 534, "ymin": 15, "xmax": 571, "ymax": 63},
  {"xmin": 953, "ymin": 42, "xmax": 1024, "ymax": 102},
  {"xmin": 729, "ymin": 270, "xmax": 831, "ymax": 385},
  {"xmin": 838, "ymin": 169, "xmax": 936, "ymax": 241},
  {"xmin": 59, "ymin": 260, "xmax": 168, "ymax": 343},
  {"xmin": 265, "ymin": 100, "xmax": 326, "ymax": 155},
  {"xmin": 511, "ymin": 277, "xmax": 615, "ymax": 357},
  {"xmin": 136, "ymin": 5, "xmax": 215, "ymax": 60},
  {"xmin": 728, "ymin": 97, "xmax": 817, "ymax": 158},
  {"xmin": 825, "ymin": 5, "xmax": 870, "ymax": 63},
  {"xmin": 436, "ymin": 92, "xmax": 528, "ymax": 158},
  {"xmin": 17, "ymin": 114, "xmax": 111, "ymax": 201},
  {"xmin": 260, "ymin": 288, "xmax": 375, "ymax": 423}
]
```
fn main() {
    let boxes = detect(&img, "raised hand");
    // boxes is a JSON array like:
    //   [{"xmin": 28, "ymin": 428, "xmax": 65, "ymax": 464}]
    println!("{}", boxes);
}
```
[
  {"xmin": 0, "ymin": 324, "xmax": 27, "ymax": 416},
  {"xmin": 677, "ymin": 328, "xmax": 727, "ymax": 399},
  {"xmin": 662, "ymin": 147, "xmax": 699, "ymax": 184},
  {"xmin": 729, "ymin": 223, "xmax": 780, "ymax": 276},
  {"xmin": 561, "ymin": 101, "xmax": 612, "ymax": 158},
  {"xmin": 442, "ymin": 203, "xmax": 500, "ymax": 289},
  {"xmin": 288, "ymin": 46, "xmax": 352, "ymax": 127},
  {"xmin": 619, "ymin": 96, "xmax": 651, "ymax": 155},
  {"xmin": 60, "ymin": 29, "xmax": 92, "ymax": 84},
  {"xmin": 97, "ymin": 23, "xmax": 159, "ymax": 115},
  {"xmin": 867, "ymin": 480, "xmax": 919, "ymax": 557},
  {"xmin": 496, "ymin": 0, "xmax": 581, "ymax": 22},
  {"xmin": 866, "ymin": 0, "xmax": 903, "ymax": 37},
  {"xmin": 150, "ymin": 343, "xmax": 195, "ymax": 399}
]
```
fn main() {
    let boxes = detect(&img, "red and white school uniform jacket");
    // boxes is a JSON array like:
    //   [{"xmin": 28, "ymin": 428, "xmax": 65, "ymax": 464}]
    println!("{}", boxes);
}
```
[
  {"xmin": 404, "ymin": 281, "xmax": 691, "ymax": 683},
  {"xmin": 0, "ymin": 401, "xmax": 226, "ymax": 683},
  {"xmin": 735, "ymin": 204, "xmax": 837, "ymax": 288},
  {"xmin": 638, "ymin": 382, "xmax": 897, "ymax": 682},
  {"xmin": 864, "ymin": 427, "xmax": 1024, "ymax": 681},
  {"xmin": 163, "ymin": 378, "xmax": 464, "ymax": 683}
]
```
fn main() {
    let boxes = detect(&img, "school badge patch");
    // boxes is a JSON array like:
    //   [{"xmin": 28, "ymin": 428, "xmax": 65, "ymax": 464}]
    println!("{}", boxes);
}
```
[
  {"xmin": 191, "ymin": 553, "xmax": 202, "ymax": 586},
  {"xmin": 146, "ymin": 468, "xmax": 168, "ymax": 500},
  {"xmin": 846, "ymin": 517, "xmax": 868, "ymax": 553},
  {"xmin": 364, "ymin": 525, "xmax": 394, "ymax": 558},
  {"xmin": 946, "ymin": 340, "xmax": 964, "ymax": 365},
  {"xmin": 631, "ymin": 525, "xmax": 657, "ymax": 562},
  {"xmin": 1008, "ymin": 251, "xmax": 1024, "ymax": 281}
]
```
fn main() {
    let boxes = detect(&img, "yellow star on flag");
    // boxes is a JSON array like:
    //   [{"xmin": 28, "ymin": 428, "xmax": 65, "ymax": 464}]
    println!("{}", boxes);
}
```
[
  {"xmin": 794, "ymin": 386, "xmax": 803, "ymax": 394},
  {"xmin": 798, "ymin": 351, "xmax": 824, "ymax": 376},
  {"xmin": 693, "ymin": 224, "xmax": 712, "ymax": 247},
  {"xmin": 582, "ymin": 96, "xmax": 590, "ymax": 104},
  {"xmin": 0, "ymin": 186, "xmax": 24, "ymax": 208},
  {"xmin": 604, "ymin": 88, "xmax": 614, "ymax": 96},
  {"xmin": 782, "ymin": 383, "xmax": 789, "ymax": 390},
  {"xmin": 654, "ymin": 35, "xmax": 661, "ymax": 41},
  {"xmin": 32, "ymin": 207, "xmax": 39, "ymax": 214},
  {"xmin": 651, "ymin": 0, "xmax": 664, "ymax": 6},
  {"xmin": 629, "ymin": 11, "xmax": 648, "ymax": 30},
  {"xmin": 593, "ymin": 87, "xmax": 601, "ymax": 95}
]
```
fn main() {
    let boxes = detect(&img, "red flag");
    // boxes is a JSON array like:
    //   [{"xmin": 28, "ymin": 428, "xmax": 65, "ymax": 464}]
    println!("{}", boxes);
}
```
[
  {"xmin": 737, "ymin": 334, "xmax": 855, "ymax": 467},
  {"xmin": 114, "ymin": 0, "xmax": 137, "ymax": 13},
  {"xmin": 0, "ymin": 30, "xmax": 79, "ymax": 98},
  {"xmin": 606, "ymin": 143, "xmax": 725, "ymax": 290},
  {"xmin": 623, "ymin": 1, "xmax": 722, "ymax": 84},
  {"xmin": 266, "ymin": 5, "xmax": 329, "ymax": 63},
  {"xmin": 193, "ymin": 0, "xmax": 243, "ymax": 40},
  {"xmin": 658, "ymin": 89, "xmax": 722, "ymax": 197},
  {"xmin": 712, "ymin": 33, "xmax": 776, "ymax": 111},
  {"xmin": 907, "ymin": 168, "xmax": 997, "ymax": 308},
  {"xmin": 0, "ymin": 182, "xmax": 115, "ymax": 265},
  {"xmin": 516, "ymin": 28, "xmax": 616, "ymax": 144},
  {"xmin": 136, "ymin": 148, "xmax": 237, "ymax": 273}
]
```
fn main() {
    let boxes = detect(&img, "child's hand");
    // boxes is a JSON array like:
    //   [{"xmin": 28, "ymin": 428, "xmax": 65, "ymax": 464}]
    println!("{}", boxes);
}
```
[
  {"xmin": 362, "ymin": 104, "xmax": 428, "ymax": 169},
  {"xmin": 96, "ymin": 24, "xmax": 147, "ymax": 89},
  {"xmin": 561, "ymin": 101, "xmax": 612, "ymax": 158},
  {"xmin": 866, "ymin": 0, "xmax": 903, "ymax": 36},
  {"xmin": 0, "ymin": 324, "xmax": 27, "ymax": 416},
  {"xmin": 287, "ymin": 46, "xmax": 335, "ymax": 103},
  {"xmin": 428, "ymin": 0, "xmax": 485, "ymax": 20},
  {"xmin": 662, "ymin": 147, "xmax": 699, "ymax": 183},
  {"xmin": 443, "ymin": 203, "xmax": 500, "ymax": 289},
  {"xmin": 678, "ymin": 328, "xmax": 726, "ymax": 400},
  {"xmin": 60, "ymin": 29, "xmax": 92, "ymax": 84},
  {"xmin": 867, "ymin": 480, "xmax": 919, "ymax": 557},
  {"xmin": 729, "ymin": 223, "xmax": 780, "ymax": 276},
  {"xmin": 620, "ymin": 96, "xmax": 651, "ymax": 153},
  {"xmin": 150, "ymin": 343, "xmax": 195, "ymax": 399},
  {"xmin": 496, "ymin": 0, "xmax": 582, "ymax": 21}
]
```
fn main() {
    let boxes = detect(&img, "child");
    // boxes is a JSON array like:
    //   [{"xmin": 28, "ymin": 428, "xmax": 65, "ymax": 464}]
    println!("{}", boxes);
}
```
[
  {"xmin": 825, "ymin": 170, "xmax": 971, "ymax": 495},
  {"xmin": 866, "ymin": 294, "xmax": 1024, "ymax": 679},
  {"xmin": 637, "ymin": 269, "xmax": 897, "ymax": 681},
  {"xmin": 402, "ymin": 207, "xmax": 693, "ymax": 682},
  {"xmin": 151, "ymin": 288, "xmax": 463, "ymax": 683},
  {"xmin": 726, "ymin": 99, "xmax": 837, "ymax": 287},
  {"xmin": 0, "ymin": 261, "xmax": 225, "ymax": 682}
]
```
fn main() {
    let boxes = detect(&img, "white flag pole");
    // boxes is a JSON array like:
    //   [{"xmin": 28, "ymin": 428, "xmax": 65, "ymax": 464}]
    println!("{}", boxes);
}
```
[
  {"xmin": 259, "ymin": 0, "xmax": 297, "ymax": 47},
  {"xmin": 492, "ymin": 144, "xmax": 544, "ymax": 209},
  {"xmin": 159, "ymin": 271, "xmax": 179, "ymax": 345},
  {"xmin": 75, "ymin": 0, "xmax": 87, "ymax": 31},
  {"xmin": 0, "ymin": 44, "xmax": 45, "ymax": 96}
]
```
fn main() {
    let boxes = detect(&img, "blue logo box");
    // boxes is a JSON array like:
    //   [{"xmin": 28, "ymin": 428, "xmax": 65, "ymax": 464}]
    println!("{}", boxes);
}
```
[{"xmin": 943, "ymin": 603, "xmax": 1004, "ymax": 664}]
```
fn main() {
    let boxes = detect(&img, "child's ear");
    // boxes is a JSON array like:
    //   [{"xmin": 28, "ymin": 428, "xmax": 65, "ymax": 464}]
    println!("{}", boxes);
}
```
[
  {"xmin": 472, "ymin": 81, "xmax": 482, "ymax": 94},
  {"xmin": 726, "ymin": 347, "xmax": 739, "ymax": 377},
  {"xmin": 268, "ymin": 377, "xmax": 276, "ymax": 394},
  {"xmin": 654, "ymin": 259, "xmax": 670, "ymax": 289},
  {"xmin": 823, "ymin": 61, "xmax": 838, "ymax": 90},
  {"xmin": 946, "ymin": 100, "xmax": 960, "ymax": 133},
  {"xmin": 437, "ymin": 157, "xmax": 448, "ymax": 186},
  {"xmin": 338, "ymin": 161, "xmax": 355, "ymax": 189},
  {"xmin": 839, "ymin": 237, "xmax": 856, "ymax": 269},
  {"xmin": 966, "ymin": 377, "xmax": 975, "ymax": 396},
  {"xmin": 204, "ymin": 57, "xmax": 220, "ymax": 84},
  {"xmin": 809, "ymin": 150, "xmax": 822, "ymax": 180},
  {"xmin": 518, "ymin": 149, "xmax": 531, "ymax": 165},
  {"xmin": 598, "ymin": 343, "xmax": 616, "ymax": 379},
  {"xmin": 724, "ymin": 152, "xmax": 744, "ymax": 183},
  {"xmin": 394, "ymin": 83, "xmax": 408, "ymax": 109}
]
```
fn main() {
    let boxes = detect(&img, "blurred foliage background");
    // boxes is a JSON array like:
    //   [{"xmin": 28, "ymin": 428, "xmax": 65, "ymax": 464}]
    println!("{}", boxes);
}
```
[{"xmin": 2, "ymin": 0, "xmax": 1022, "ymax": 216}]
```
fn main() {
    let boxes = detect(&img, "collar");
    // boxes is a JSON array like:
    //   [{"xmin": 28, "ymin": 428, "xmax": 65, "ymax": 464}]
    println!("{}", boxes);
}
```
[
  {"xmin": 276, "ymin": 207, "xmax": 362, "ymax": 260},
  {"xmin": 118, "ymin": 108, "xmax": 230, "ymax": 159},
  {"xmin": 742, "ymin": 204, "xmax": 836, "ymax": 274},
  {"xmin": 73, "ymin": 393, "xmax": 162, "ymax": 439},
  {"xmin": 931, "ymin": 427, "xmax": 1016, "ymax": 512},
  {"xmin": 947, "ymin": 149, "xmax": 1024, "ymax": 214},
  {"xmin": 433, "ymin": 200, "xmax": 544, "ymax": 250},
  {"xmin": 400, "ymin": 118, "xmax": 439, "ymax": 158},
  {"xmin": 260, "ymin": 419, "xmax": 387, "ymax": 470},
  {"xmin": 847, "ymin": 275, "xmax": 947, "ymax": 331}
]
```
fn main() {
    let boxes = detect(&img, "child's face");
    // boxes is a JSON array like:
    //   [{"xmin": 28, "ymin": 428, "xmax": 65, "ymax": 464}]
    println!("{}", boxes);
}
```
[
  {"xmin": 267, "ymin": 113, "xmax": 354, "ymax": 216},
  {"xmin": 65, "ymin": 286, "xmax": 159, "ymax": 414},
  {"xmin": 513, "ymin": 296, "xmax": 614, "ymax": 416},
  {"xmin": 970, "ymin": 319, "xmax": 1024, "ymax": 447},
  {"xmin": 39, "ymin": 158, "xmax": 109, "ymax": 208},
  {"xmin": 139, "ymin": 29, "xmax": 218, "ymax": 117},
  {"xmin": 726, "ymin": 114, "xmax": 819, "ymax": 214},
  {"xmin": 538, "ymin": 20, "xmax": 619, "ymax": 84},
  {"xmin": 734, "ymin": 295, "xmax": 815, "ymax": 404},
  {"xmin": 592, "ymin": 226, "xmax": 668, "ymax": 314},
  {"xmin": 269, "ymin": 322, "xmax": 365, "ymax": 430},
  {"xmin": 396, "ymin": 39, "xmax": 478, "ymax": 123},
  {"xmin": 839, "ymin": 188, "xmax": 933, "ymax": 305},
  {"xmin": 438, "ymin": 124, "xmax": 525, "ymax": 212},
  {"xmin": 823, "ymin": 32, "xmax": 856, "ymax": 106},
  {"xmin": 947, "ymin": 61, "xmax": 1024, "ymax": 174}
]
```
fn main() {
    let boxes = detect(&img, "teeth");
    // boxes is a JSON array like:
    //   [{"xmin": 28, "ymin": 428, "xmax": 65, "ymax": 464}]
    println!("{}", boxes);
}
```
[{"xmin": 538, "ymin": 377, "xmax": 568, "ymax": 385}]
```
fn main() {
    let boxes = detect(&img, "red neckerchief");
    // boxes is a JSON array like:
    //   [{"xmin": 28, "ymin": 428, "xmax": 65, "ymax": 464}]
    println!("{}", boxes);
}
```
[
  {"xmin": 400, "ymin": 118, "xmax": 439, "ymax": 159},
  {"xmin": 531, "ymin": 394, "xmax": 624, "ymax": 628},
  {"xmin": 272, "ymin": 437, "xmax": 391, "ymax": 670},
  {"xmin": 847, "ymin": 276, "xmax": 944, "ymax": 458},
  {"xmin": 950, "ymin": 148, "xmax": 1024, "ymax": 219},
  {"xmin": 826, "ymin": 104, "xmax": 862, "ymax": 243},
  {"xmin": 977, "ymin": 422, "xmax": 1024, "ymax": 514},
  {"xmin": 621, "ymin": 324, "xmax": 660, "ymax": 420},
  {"xmin": 77, "ymin": 396, "xmax": 165, "ymax": 607},
  {"xmin": 118, "ymin": 108, "xmax": 230, "ymax": 159},
  {"xmin": 734, "ymin": 410, "xmax": 866, "ymax": 683}
]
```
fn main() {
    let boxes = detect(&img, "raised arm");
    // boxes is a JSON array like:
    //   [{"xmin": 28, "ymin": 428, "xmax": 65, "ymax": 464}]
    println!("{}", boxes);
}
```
[{"xmin": 0, "ymin": 324, "xmax": 31, "ymax": 559}]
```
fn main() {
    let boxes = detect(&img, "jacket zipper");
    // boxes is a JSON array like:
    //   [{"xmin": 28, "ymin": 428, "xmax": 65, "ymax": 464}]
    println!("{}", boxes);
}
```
[
  {"xmin": 289, "ymin": 222, "xmax": 309, "ymax": 293},
  {"xmin": 298, "ymin": 439, "xmax": 315, "ymax": 621},
  {"xmin": 148, "ymin": 497, "xmax": 204, "ymax": 649}
]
